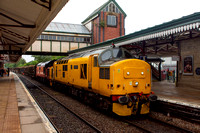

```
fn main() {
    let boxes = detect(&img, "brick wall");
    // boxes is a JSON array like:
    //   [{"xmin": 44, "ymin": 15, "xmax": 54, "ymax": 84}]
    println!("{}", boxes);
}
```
[
  {"xmin": 92, "ymin": 11, "xmax": 125, "ymax": 44},
  {"xmin": 178, "ymin": 37, "xmax": 200, "ymax": 89}
]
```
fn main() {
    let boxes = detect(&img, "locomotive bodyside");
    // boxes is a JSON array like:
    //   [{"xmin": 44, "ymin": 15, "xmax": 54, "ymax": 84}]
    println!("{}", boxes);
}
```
[{"xmin": 36, "ymin": 60, "xmax": 56, "ymax": 82}]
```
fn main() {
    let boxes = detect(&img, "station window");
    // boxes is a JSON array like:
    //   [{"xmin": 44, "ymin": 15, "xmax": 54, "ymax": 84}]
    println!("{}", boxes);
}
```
[
  {"xmin": 109, "ymin": 3, "xmax": 115, "ymax": 12},
  {"xmin": 41, "ymin": 35, "xmax": 44, "ymax": 39},
  {"xmin": 44, "ymin": 35, "xmax": 48, "ymax": 40},
  {"xmin": 61, "ymin": 36, "xmax": 64, "ymax": 40},
  {"xmin": 49, "ymin": 35, "xmax": 52, "ymax": 40},
  {"xmin": 57, "ymin": 36, "xmax": 60, "ymax": 40},
  {"xmin": 52, "ymin": 36, "xmax": 56, "ymax": 40},
  {"xmin": 80, "ymin": 64, "xmax": 87, "ymax": 79},
  {"xmin": 107, "ymin": 15, "xmax": 117, "ymax": 27},
  {"xmin": 63, "ymin": 72, "xmax": 65, "ymax": 78}
]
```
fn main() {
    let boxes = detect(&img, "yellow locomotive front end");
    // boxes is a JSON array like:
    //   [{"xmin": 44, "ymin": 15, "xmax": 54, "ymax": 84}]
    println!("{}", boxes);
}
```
[
  {"xmin": 97, "ymin": 47, "xmax": 157, "ymax": 116},
  {"xmin": 110, "ymin": 59, "xmax": 152, "ymax": 116}
]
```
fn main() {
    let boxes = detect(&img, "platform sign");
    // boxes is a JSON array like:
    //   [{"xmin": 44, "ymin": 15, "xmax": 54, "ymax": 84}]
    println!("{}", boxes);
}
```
[
  {"xmin": 172, "ymin": 56, "xmax": 180, "ymax": 61},
  {"xmin": 183, "ymin": 55, "xmax": 193, "ymax": 75}
]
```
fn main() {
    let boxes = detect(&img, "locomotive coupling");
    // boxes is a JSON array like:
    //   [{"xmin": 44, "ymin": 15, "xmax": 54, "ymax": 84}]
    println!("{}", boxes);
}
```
[{"xmin": 149, "ymin": 94, "xmax": 157, "ymax": 102}]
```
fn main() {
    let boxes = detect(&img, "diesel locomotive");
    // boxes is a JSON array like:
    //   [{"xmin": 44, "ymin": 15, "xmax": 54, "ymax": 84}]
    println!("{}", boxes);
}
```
[{"xmin": 13, "ymin": 47, "xmax": 157, "ymax": 116}]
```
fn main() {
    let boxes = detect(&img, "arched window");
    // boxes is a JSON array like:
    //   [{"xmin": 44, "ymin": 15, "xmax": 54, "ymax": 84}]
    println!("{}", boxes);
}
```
[{"xmin": 109, "ymin": 3, "xmax": 115, "ymax": 12}]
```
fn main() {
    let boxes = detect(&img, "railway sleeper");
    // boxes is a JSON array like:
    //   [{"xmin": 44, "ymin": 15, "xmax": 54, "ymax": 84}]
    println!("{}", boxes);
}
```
[{"xmin": 52, "ymin": 82, "xmax": 113, "ymax": 113}]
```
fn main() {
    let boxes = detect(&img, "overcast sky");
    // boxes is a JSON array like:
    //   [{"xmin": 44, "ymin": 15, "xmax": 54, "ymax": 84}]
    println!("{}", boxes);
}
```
[{"xmin": 23, "ymin": 0, "xmax": 200, "ymax": 62}]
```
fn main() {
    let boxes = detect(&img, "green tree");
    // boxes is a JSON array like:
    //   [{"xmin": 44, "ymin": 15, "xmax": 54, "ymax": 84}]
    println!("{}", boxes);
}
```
[
  {"xmin": 31, "ymin": 55, "xmax": 52, "ymax": 63},
  {"xmin": 5, "ymin": 58, "xmax": 26, "ymax": 68},
  {"xmin": 5, "ymin": 55, "xmax": 65, "ymax": 68}
]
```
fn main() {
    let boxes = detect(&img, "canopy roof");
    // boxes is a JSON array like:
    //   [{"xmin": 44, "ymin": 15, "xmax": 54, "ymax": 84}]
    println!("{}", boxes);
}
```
[
  {"xmin": 0, "ymin": 0, "xmax": 69, "ymax": 62},
  {"xmin": 69, "ymin": 12, "xmax": 200, "ymax": 56}
]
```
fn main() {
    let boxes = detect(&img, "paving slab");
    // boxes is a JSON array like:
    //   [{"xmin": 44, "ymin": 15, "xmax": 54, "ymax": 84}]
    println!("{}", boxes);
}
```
[
  {"xmin": 152, "ymin": 80, "xmax": 200, "ymax": 108},
  {"xmin": 0, "ymin": 73, "xmax": 57, "ymax": 133}
]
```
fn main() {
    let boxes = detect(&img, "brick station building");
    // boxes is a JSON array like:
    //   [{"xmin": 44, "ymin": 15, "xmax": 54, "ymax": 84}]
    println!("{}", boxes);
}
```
[{"xmin": 29, "ymin": 0, "xmax": 126, "ymax": 53}]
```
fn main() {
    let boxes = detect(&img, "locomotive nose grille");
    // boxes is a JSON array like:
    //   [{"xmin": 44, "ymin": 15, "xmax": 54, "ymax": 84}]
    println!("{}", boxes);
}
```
[{"xmin": 99, "ymin": 68, "xmax": 110, "ymax": 79}]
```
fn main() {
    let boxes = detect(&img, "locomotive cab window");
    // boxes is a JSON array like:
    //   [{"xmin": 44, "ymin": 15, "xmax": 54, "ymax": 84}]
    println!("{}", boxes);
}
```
[
  {"xmin": 124, "ymin": 51, "xmax": 132, "ymax": 58},
  {"xmin": 101, "ymin": 50, "xmax": 112, "ymax": 61},
  {"xmin": 113, "ymin": 49, "xmax": 122, "ymax": 58},
  {"xmin": 93, "ymin": 56, "xmax": 98, "ymax": 67},
  {"xmin": 80, "ymin": 64, "xmax": 87, "ymax": 79},
  {"xmin": 98, "ymin": 48, "xmax": 134, "ymax": 66}
]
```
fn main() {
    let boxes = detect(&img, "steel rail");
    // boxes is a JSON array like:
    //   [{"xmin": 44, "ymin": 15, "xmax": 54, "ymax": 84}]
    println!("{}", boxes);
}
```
[
  {"xmin": 19, "ymin": 75, "xmax": 102, "ymax": 133},
  {"xmin": 147, "ymin": 116, "xmax": 193, "ymax": 133},
  {"xmin": 122, "ymin": 119, "xmax": 151, "ymax": 133},
  {"xmin": 151, "ymin": 100, "xmax": 200, "ymax": 124}
]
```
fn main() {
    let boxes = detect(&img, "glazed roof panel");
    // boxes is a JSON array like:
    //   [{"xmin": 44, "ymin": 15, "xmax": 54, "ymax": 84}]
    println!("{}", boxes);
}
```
[{"xmin": 45, "ymin": 22, "xmax": 91, "ymax": 34}]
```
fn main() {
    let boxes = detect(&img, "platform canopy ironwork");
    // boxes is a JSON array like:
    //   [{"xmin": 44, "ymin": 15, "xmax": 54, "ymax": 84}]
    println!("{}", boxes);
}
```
[
  {"xmin": 0, "ymin": 0, "xmax": 69, "ymax": 62},
  {"xmin": 68, "ymin": 12, "xmax": 200, "ymax": 57}
]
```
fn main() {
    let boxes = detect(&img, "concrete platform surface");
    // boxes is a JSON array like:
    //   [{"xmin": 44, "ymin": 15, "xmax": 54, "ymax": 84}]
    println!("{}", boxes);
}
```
[
  {"xmin": 152, "ymin": 80, "xmax": 200, "ymax": 108},
  {"xmin": 0, "ymin": 73, "xmax": 57, "ymax": 133}
]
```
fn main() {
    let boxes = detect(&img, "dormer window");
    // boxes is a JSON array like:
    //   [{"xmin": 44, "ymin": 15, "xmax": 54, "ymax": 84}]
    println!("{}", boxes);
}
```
[{"xmin": 107, "ymin": 15, "xmax": 117, "ymax": 26}]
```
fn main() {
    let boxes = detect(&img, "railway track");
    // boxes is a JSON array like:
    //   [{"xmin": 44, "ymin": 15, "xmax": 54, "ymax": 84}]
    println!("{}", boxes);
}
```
[
  {"xmin": 122, "ymin": 116, "xmax": 193, "ymax": 133},
  {"xmin": 18, "ymin": 75, "xmax": 102, "ymax": 133},
  {"xmin": 151, "ymin": 100, "xmax": 200, "ymax": 124},
  {"xmin": 18, "ymin": 74, "xmax": 198, "ymax": 132}
]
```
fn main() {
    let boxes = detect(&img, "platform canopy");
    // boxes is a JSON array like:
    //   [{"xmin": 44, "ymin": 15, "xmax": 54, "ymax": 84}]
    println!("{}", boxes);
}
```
[
  {"xmin": 0, "ymin": 0, "xmax": 69, "ymax": 62},
  {"xmin": 68, "ymin": 12, "xmax": 200, "ymax": 57}
]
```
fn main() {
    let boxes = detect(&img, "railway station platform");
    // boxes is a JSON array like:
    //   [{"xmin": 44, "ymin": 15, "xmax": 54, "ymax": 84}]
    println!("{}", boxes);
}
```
[
  {"xmin": 0, "ymin": 73, "xmax": 56, "ymax": 133},
  {"xmin": 152, "ymin": 80, "xmax": 200, "ymax": 108}
]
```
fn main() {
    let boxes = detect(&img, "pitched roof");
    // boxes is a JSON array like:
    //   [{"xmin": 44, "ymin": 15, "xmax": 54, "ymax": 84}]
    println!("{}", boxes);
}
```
[
  {"xmin": 45, "ymin": 22, "xmax": 91, "ymax": 35},
  {"xmin": 82, "ymin": 0, "xmax": 126, "ymax": 24}
]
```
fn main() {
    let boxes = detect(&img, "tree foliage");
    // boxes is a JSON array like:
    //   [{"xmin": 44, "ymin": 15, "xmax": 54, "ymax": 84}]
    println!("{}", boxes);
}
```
[
  {"xmin": 5, "ymin": 58, "xmax": 26, "ymax": 68},
  {"xmin": 5, "ymin": 55, "xmax": 64, "ymax": 68}
]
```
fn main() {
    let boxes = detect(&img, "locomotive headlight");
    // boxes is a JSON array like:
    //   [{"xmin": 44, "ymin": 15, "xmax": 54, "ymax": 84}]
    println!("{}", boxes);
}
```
[
  {"xmin": 127, "ymin": 72, "xmax": 130, "ymax": 75},
  {"xmin": 133, "ymin": 81, "xmax": 139, "ymax": 87},
  {"xmin": 135, "ymin": 82, "xmax": 139, "ymax": 86}
]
